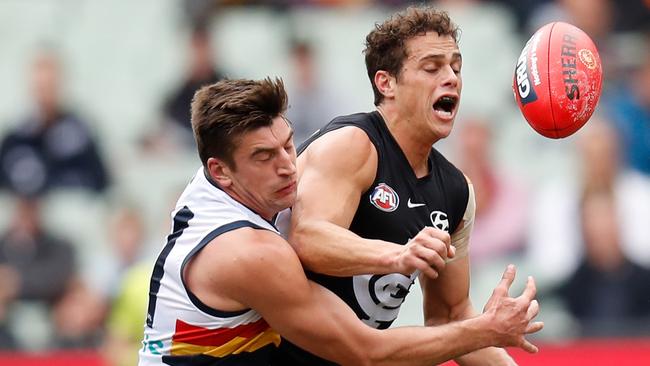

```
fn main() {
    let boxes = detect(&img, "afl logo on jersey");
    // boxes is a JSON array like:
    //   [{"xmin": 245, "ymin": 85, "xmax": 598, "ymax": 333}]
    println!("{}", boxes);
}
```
[{"xmin": 369, "ymin": 183, "xmax": 399, "ymax": 212}]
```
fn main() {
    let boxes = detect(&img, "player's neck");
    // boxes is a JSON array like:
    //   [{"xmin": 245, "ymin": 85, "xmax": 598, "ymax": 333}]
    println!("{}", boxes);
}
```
[
  {"xmin": 227, "ymin": 188, "xmax": 275, "ymax": 221},
  {"xmin": 205, "ymin": 169, "xmax": 275, "ymax": 221},
  {"xmin": 376, "ymin": 106, "xmax": 432, "ymax": 178}
]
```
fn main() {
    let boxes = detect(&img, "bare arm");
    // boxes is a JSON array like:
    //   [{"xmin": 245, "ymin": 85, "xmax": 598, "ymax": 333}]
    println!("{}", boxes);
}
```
[
  {"xmin": 421, "ymin": 181, "xmax": 516, "ymax": 365},
  {"xmin": 421, "ymin": 256, "xmax": 515, "ymax": 366},
  {"xmin": 291, "ymin": 126, "xmax": 452, "ymax": 278},
  {"xmin": 186, "ymin": 227, "xmax": 543, "ymax": 366}
]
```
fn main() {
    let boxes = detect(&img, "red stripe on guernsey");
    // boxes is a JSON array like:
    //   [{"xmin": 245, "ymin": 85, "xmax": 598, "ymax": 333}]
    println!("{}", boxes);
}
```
[{"xmin": 172, "ymin": 318, "xmax": 271, "ymax": 347}]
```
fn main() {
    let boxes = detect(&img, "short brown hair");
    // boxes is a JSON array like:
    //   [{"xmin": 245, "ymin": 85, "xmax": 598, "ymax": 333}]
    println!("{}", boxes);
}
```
[
  {"xmin": 191, "ymin": 78, "xmax": 288, "ymax": 169},
  {"xmin": 364, "ymin": 6, "xmax": 460, "ymax": 105}
]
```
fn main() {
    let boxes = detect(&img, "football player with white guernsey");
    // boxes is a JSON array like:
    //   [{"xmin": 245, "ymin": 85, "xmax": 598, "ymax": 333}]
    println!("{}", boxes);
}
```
[
  {"xmin": 276, "ymin": 6, "xmax": 540, "ymax": 366},
  {"xmin": 138, "ymin": 78, "xmax": 543, "ymax": 366}
]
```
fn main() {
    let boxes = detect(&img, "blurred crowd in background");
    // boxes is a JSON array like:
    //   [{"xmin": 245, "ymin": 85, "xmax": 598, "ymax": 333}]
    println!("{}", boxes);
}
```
[{"xmin": 0, "ymin": 0, "xmax": 649, "ymax": 365}]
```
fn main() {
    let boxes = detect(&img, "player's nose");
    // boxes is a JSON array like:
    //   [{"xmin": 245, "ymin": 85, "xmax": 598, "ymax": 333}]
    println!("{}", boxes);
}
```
[
  {"xmin": 277, "ymin": 150, "xmax": 296, "ymax": 176},
  {"xmin": 440, "ymin": 65, "xmax": 459, "ymax": 88}
]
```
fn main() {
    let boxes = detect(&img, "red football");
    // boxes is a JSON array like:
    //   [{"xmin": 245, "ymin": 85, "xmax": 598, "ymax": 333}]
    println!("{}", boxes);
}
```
[{"xmin": 513, "ymin": 22, "xmax": 603, "ymax": 139}]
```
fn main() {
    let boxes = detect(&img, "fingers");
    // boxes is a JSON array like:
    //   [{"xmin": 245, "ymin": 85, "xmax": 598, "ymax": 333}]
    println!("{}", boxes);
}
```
[
  {"xmin": 416, "ymin": 228, "xmax": 451, "ymax": 258},
  {"xmin": 494, "ymin": 264, "xmax": 516, "ymax": 297},
  {"xmin": 418, "ymin": 262, "xmax": 439, "ymax": 279},
  {"xmin": 400, "ymin": 230, "xmax": 451, "ymax": 278},
  {"xmin": 415, "ymin": 245, "xmax": 446, "ymax": 273},
  {"xmin": 397, "ymin": 252, "xmax": 441, "ymax": 279},
  {"xmin": 447, "ymin": 245, "xmax": 456, "ymax": 259},
  {"xmin": 520, "ymin": 339, "xmax": 539, "ymax": 354},
  {"xmin": 409, "ymin": 250, "xmax": 443, "ymax": 279},
  {"xmin": 526, "ymin": 299, "xmax": 540, "ymax": 321},
  {"xmin": 525, "ymin": 321, "xmax": 544, "ymax": 334},
  {"xmin": 519, "ymin": 276, "xmax": 537, "ymax": 301},
  {"xmin": 421, "ymin": 226, "xmax": 451, "ymax": 244}
]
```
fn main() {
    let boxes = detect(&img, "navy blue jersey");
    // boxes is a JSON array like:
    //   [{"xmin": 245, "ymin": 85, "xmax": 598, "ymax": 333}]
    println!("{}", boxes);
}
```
[{"xmin": 274, "ymin": 111, "xmax": 469, "ymax": 366}]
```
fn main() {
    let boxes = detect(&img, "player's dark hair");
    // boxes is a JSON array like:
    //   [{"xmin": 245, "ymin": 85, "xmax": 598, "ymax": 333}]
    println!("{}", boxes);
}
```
[
  {"xmin": 364, "ymin": 6, "xmax": 460, "ymax": 105},
  {"xmin": 191, "ymin": 78, "xmax": 288, "ymax": 169}
]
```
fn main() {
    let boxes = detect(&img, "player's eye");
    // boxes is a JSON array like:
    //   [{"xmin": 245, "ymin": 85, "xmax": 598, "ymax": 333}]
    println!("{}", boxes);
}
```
[{"xmin": 254, "ymin": 152, "xmax": 273, "ymax": 161}]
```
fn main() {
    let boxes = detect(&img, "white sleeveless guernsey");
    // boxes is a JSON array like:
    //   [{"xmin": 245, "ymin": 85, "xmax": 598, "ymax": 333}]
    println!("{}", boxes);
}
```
[{"xmin": 139, "ymin": 167, "xmax": 280, "ymax": 366}]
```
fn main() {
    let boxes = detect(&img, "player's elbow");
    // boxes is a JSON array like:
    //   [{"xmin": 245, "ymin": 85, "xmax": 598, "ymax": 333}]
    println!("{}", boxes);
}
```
[
  {"xmin": 330, "ymin": 330, "xmax": 384, "ymax": 366},
  {"xmin": 426, "ymin": 298, "xmax": 474, "ymax": 326},
  {"xmin": 337, "ymin": 350, "xmax": 374, "ymax": 366},
  {"xmin": 354, "ymin": 332, "xmax": 395, "ymax": 366},
  {"xmin": 339, "ymin": 346, "xmax": 383, "ymax": 366}
]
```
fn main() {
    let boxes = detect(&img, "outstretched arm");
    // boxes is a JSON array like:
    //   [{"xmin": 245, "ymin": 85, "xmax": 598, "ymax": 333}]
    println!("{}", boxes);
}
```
[{"xmin": 186, "ymin": 227, "xmax": 543, "ymax": 366}]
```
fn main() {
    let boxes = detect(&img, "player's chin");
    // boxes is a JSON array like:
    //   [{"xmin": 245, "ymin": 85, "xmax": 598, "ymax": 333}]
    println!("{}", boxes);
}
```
[
  {"xmin": 428, "ymin": 116, "xmax": 455, "ymax": 137},
  {"xmin": 273, "ymin": 191, "xmax": 297, "ymax": 210}
]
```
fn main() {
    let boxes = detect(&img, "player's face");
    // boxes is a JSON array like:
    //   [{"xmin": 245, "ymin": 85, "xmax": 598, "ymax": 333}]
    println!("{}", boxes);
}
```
[
  {"xmin": 394, "ymin": 32, "xmax": 462, "ymax": 141},
  {"xmin": 227, "ymin": 117, "xmax": 297, "ymax": 220}
]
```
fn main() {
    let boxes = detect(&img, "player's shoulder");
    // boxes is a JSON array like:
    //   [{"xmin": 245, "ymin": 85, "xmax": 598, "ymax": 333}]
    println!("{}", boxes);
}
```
[
  {"xmin": 301, "ymin": 124, "xmax": 377, "ymax": 176},
  {"xmin": 304, "ymin": 111, "xmax": 378, "ymax": 158},
  {"xmin": 318, "ymin": 124, "xmax": 374, "ymax": 148},
  {"xmin": 297, "ymin": 111, "xmax": 379, "ymax": 186},
  {"xmin": 188, "ymin": 226, "xmax": 305, "ymax": 309},
  {"xmin": 304, "ymin": 111, "xmax": 377, "ymax": 142},
  {"xmin": 203, "ymin": 226, "xmax": 298, "ymax": 272}
]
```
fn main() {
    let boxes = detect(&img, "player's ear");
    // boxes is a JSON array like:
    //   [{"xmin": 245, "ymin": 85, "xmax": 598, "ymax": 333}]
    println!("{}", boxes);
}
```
[
  {"xmin": 207, "ymin": 157, "xmax": 233, "ymax": 187},
  {"xmin": 374, "ymin": 70, "xmax": 396, "ymax": 99}
]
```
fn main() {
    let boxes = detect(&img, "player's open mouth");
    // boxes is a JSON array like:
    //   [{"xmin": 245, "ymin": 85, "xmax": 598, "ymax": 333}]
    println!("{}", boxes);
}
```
[{"xmin": 432, "ymin": 95, "xmax": 458, "ymax": 119}]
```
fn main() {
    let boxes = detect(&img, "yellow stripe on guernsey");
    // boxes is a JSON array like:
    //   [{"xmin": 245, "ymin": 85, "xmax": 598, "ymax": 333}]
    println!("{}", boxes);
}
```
[{"xmin": 170, "ymin": 318, "xmax": 281, "ymax": 358}]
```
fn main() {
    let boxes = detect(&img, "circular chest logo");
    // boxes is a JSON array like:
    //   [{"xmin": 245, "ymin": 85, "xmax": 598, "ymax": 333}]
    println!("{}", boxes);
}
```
[
  {"xmin": 578, "ymin": 49, "xmax": 597, "ymax": 70},
  {"xmin": 430, "ymin": 211, "xmax": 449, "ymax": 232},
  {"xmin": 369, "ymin": 183, "xmax": 399, "ymax": 212}
]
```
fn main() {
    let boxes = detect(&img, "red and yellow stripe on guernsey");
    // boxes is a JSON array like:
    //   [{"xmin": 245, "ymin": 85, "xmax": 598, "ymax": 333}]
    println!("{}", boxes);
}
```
[{"xmin": 170, "ymin": 318, "xmax": 281, "ymax": 358}]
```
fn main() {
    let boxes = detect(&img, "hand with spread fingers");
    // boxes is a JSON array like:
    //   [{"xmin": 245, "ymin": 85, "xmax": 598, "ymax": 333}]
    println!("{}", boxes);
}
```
[{"xmin": 482, "ymin": 265, "xmax": 544, "ymax": 353}]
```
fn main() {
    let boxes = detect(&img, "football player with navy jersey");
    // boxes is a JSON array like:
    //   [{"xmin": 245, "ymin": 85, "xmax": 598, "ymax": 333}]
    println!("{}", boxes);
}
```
[{"xmin": 275, "ymin": 6, "xmax": 541, "ymax": 366}]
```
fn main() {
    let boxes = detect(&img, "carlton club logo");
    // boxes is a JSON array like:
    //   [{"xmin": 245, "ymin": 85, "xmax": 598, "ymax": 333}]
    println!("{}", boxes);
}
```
[
  {"xmin": 369, "ymin": 183, "xmax": 399, "ymax": 212},
  {"xmin": 430, "ymin": 211, "xmax": 449, "ymax": 232}
]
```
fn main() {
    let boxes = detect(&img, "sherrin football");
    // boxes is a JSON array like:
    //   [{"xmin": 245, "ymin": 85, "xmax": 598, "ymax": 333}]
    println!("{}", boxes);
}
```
[{"xmin": 513, "ymin": 22, "xmax": 603, "ymax": 139}]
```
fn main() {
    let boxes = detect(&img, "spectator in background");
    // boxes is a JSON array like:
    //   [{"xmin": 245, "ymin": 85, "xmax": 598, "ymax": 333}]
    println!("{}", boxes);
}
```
[
  {"xmin": 182, "ymin": 0, "xmax": 219, "ymax": 26},
  {"xmin": 0, "ymin": 196, "xmax": 76, "ymax": 349},
  {"xmin": 100, "ymin": 206, "xmax": 149, "ymax": 299},
  {"xmin": 0, "ymin": 49, "xmax": 110, "ymax": 196},
  {"xmin": 285, "ymin": 40, "xmax": 340, "ymax": 145},
  {"xmin": 102, "ymin": 262, "xmax": 151, "ymax": 366},
  {"xmin": 145, "ymin": 24, "xmax": 225, "ymax": 151},
  {"xmin": 526, "ymin": 117, "xmax": 650, "ymax": 290},
  {"xmin": 526, "ymin": 0, "xmax": 613, "ymax": 42},
  {"xmin": 610, "ymin": 0, "xmax": 650, "ymax": 33},
  {"xmin": 554, "ymin": 188, "xmax": 650, "ymax": 337},
  {"xmin": 454, "ymin": 118, "xmax": 529, "ymax": 265},
  {"xmin": 50, "ymin": 277, "xmax": 107, "ymax": 349},
  {"xmin": 50, "ymin": 205, "xmax": 151, "ymax": 351},
  {"xmin": 604, "ymin": 39, "xmax": 650, "ymax": 177}
]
